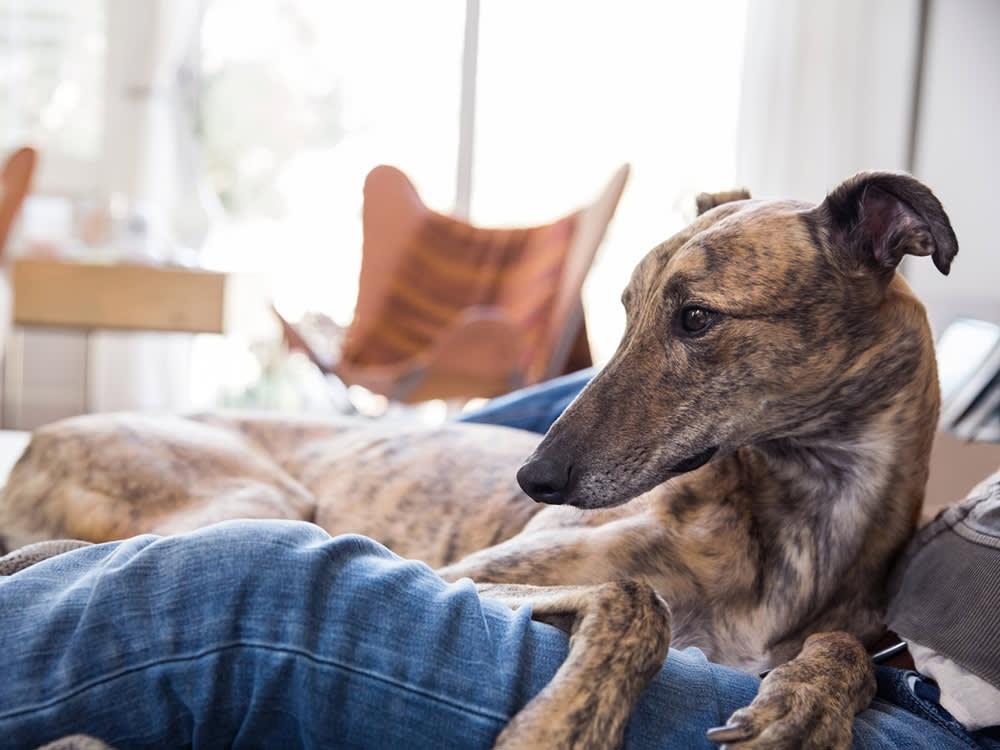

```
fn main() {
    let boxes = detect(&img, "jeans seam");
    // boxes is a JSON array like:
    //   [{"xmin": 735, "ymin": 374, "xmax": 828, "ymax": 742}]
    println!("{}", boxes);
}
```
[
  {"xmin": 0, "ymin": 640, "xmax": 510, "ymax": 725},
  {"xmin": 704, "ymin": 658, "xmax": 729, "ymax": 731}
]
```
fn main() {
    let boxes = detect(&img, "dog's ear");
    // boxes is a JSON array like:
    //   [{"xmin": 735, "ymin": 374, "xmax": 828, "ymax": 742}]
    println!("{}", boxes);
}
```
[
  {"xmin": 695, "ymin": 189, "xmax": 751, "ymax": 216},
  {"xmin": 817, "ymin": 171, "xmax": 958, "ymax": 276}
]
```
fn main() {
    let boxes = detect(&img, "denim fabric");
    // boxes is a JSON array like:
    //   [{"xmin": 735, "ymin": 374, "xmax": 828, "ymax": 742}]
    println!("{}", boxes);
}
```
[
  {"xmin": 870, "ymin": 669, "xmax": 1000, "ymax": 749},
  {"xmin": 0, "ymin": 521, "xmax": 992, "ymax": 749},
  {"xmin": 458, "ymin": 367, "xmax": 597, "ymax": 434}
]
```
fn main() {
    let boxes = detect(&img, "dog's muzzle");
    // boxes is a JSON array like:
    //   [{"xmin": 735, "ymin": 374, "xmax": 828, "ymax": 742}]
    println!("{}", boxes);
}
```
[{"xmin": 518, "ymin": 444, "xmax": 719, "ymax": 506}]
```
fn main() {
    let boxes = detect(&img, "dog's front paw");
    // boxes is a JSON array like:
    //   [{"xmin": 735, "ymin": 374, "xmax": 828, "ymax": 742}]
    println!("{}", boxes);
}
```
[
  {"xmin": 706, "ymin": 632, "xmax": 875, "ymax": 750},
  {"xmin": 706, "ymin": 685, "xmax": 853, "ymax": 749}
]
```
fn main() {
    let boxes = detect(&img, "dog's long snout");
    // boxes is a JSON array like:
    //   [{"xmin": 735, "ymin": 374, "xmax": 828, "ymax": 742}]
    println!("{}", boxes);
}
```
[{"xmin": 517, "ymin": 457, "xmax": 574, "ymax": 505}]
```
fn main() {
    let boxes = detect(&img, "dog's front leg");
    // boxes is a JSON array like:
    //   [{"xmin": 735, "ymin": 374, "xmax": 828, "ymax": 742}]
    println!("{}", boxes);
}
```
[
  {"xmin": 478, "ymin": 581, "xmax": 671, "ymax": 750},
  {"xmin": 438, "ymin": 518, "xmax": 653, "ymax": 585},
  {"xmin": 707, "ymin": 631, "xmax": 876, "ymax": 750}
]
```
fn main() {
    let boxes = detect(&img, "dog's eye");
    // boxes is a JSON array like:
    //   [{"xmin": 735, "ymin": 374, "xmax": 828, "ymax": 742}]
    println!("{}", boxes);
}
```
[{"xmin": 679, "ymin": 305, "xmax": 714, "ymax": 335}]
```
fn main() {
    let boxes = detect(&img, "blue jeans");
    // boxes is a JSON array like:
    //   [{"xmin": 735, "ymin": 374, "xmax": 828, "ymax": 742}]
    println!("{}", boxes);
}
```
[{"xmin": 2, "ymin": 522, "xmax": 993, "ymax": 749}]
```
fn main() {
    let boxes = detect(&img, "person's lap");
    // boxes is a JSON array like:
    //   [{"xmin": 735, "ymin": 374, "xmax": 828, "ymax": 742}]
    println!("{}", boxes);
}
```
[
  {"xmin": 1, "ymin": 521, "xmax": 747, "ymax": 748},
  {"xmin": 0, "ymin": 520, "xmax": 988, "ymax": 749}
]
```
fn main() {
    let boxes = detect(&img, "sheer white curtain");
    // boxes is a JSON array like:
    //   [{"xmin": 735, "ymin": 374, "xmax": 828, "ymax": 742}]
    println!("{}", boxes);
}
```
[
  {"xmin": 736, "ymin": 0, "xmax": 923, "ymax": 201},
  {"xmin": 90, "ymin": 0, "xmax": 207, "ymax": 413}
]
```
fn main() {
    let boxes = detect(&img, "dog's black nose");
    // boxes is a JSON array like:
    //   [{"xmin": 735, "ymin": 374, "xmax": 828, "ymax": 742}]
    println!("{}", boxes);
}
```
[{"xmin": 517, "ymin": 458, "xmax": 573, "ymax": 504}]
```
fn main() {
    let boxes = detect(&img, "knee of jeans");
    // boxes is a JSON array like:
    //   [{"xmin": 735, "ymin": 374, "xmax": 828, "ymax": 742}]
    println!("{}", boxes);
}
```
[
  {"xmin": 179, "ymin": 518, "xmax": 330, "ymax": 548},
  {"xmin": 175, "ymin": 520, "xmax": 399, "ymax": 562},
  {"xmin": 174, "ymin": 522, "xmax": 402, "ymax": 583},
  {"xmin": 140, "ymin": 523, "xmax": 404, "ymax": 614}
]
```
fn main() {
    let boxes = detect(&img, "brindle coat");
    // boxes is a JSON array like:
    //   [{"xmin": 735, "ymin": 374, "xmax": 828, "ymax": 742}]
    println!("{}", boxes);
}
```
[{"xmin": 0, "ymin": 172, "xmax": 957, "ymax": 750}]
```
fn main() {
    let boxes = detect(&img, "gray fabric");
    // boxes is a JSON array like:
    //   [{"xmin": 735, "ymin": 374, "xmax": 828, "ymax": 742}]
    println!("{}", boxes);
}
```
[
  {"xmin": 0, "ymin": 539, "xmax": 93, "ymax": 576},
  {"xmin": 888, "ymin": 469, "xmax": 1000, "ymax": 691}
]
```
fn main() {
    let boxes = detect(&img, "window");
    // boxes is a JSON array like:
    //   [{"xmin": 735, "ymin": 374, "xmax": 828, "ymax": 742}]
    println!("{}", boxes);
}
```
[
  {"xmin": 0, "ymin": 0, "xmax": 105, "ymax": 193},
  {"xmin": 2, "ymin": 2, "xmax": 750, "ymax": 411},
  {"xmin": 199, "ymin": 0, "xmax": 465, "ymax": 328}
]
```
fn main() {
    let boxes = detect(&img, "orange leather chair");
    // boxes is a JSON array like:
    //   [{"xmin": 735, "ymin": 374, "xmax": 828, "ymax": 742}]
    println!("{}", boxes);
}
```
[
  {"xmin": 0, "ymin": 147, "xmax": 37, "ymax": 260},
  {"xmin": 278, "ymin": 163, "xmax": 629, "ymax": 403}
]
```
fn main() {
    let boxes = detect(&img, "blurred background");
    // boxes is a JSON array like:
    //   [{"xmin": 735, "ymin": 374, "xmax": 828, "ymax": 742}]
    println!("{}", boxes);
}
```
[{"xmin": 0, "ymin": 0, "xmax": 997, "ymax": 430}]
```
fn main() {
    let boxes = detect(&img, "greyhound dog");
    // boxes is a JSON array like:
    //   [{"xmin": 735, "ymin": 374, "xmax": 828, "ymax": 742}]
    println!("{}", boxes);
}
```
[{"xmin": 0, "ymin": 171, "xmax": 957, "ymax": 749}]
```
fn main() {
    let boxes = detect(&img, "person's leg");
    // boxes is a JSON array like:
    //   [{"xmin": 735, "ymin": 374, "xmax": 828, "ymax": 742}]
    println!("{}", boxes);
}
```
[
  {"xmin": 0, "ymin": 521, "xmax": 984, "ymax": 750},
  {"xmin": 0, "ymin": 520, "xmax": 741, "ymax": 749},
  {"xmin": 458, "ymin": 368, "xmax": 597, "ymax": 434}
]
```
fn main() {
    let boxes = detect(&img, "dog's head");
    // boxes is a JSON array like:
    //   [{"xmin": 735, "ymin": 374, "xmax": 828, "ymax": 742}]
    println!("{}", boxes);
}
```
[{"xmin": 518, "ymin": 172, "xmax": 958, "ymax": 508}]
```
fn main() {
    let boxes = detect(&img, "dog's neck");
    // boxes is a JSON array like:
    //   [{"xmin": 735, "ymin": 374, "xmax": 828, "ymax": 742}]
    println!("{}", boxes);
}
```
[
  {"xmin": 753, "ymin": 423, "xmax": 906, "ymax": 571},
  {"xmin": 759, "ymin": 420, "xmax": 901, "ymax": 512}
]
